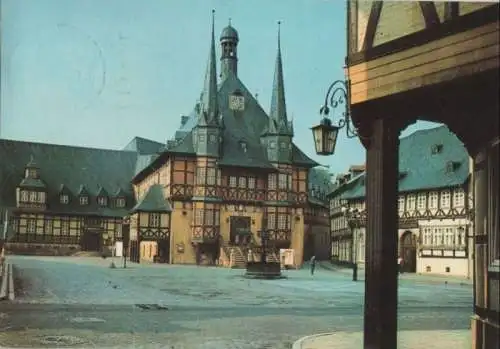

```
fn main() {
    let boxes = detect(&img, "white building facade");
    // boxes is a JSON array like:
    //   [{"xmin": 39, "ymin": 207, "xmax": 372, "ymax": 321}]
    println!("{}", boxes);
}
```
[{"xmin": 329, "ymin": 126, "xmax": 474, "ymax": 278}]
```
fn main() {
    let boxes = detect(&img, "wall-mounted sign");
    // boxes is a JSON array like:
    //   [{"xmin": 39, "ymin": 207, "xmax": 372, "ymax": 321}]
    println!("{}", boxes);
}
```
[{"xmin": 176, "ymin": 243, "xmax": 185, "ymax": 253}]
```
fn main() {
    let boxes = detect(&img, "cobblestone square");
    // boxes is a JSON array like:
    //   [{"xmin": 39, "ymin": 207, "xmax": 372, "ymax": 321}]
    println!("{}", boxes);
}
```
[{"xmin": 0, "ymin": 256, "xmax": 473, "ymax": 348}]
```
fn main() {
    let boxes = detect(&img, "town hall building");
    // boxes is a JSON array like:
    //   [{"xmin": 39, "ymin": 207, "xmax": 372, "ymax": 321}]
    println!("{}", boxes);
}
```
[{"xmin": 0, "ymin": 16, "xmax": 332, "ymax": 268}]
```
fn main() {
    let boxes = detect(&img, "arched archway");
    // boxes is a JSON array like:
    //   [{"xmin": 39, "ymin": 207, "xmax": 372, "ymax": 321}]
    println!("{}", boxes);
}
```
[{"xmin": 400, "ymin": 231, "xmax": 416, "ymax": 273}]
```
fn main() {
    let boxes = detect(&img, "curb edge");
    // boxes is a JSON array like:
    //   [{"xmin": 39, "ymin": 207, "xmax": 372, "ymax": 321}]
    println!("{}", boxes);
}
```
[{"xmin": 292, "ymin": 332, "xmax": 336, "ymax": 349}]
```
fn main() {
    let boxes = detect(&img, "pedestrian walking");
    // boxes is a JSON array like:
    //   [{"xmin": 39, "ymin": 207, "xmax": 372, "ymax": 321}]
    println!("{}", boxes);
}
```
[
  {"xmin": 398, "ymin": 256, "xmax": 404, "ymax": 274},
  {"xmin": 310, "ymin": 255, "xmax": 316, "ymax": 275}
]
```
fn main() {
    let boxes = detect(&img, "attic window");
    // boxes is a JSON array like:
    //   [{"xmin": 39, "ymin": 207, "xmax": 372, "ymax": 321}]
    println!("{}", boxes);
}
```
[
  {"xmin": 446, "ymin": 161, "xmax": 461, "ymax": 173},
  {"xmin": 80, "ymin": 196, "xmax": 89, "ymax": 205},
  {"xmin": 240, "ymin": 141, "xmax": 247, "ymax": 153},
  {"xmin": 431, "ymin": 144, "xmax": 443, "ymax": 154},
  {"xmin": 116, "ymin": 198, "xmax": 126, "ymax": 208},
  {"xmin": 98, "ymin": 197, "xmax": 108, "ymax": 207},
  {"xmin": 399, "ymin": 171, "xmax": 408, "ymax": 180},
  {"xmin": 60, "ymin": 194, "xmax": 69, "ymax": 204}
]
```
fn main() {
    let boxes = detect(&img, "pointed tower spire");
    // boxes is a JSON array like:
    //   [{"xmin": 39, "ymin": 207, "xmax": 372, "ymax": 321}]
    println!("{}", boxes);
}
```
[
  {"xmin": 270, "ymin": 21, "xmax": 290, "ymax": 135},
  {"xmin": 200, "ymin": 9, "xmax": 219, "ymax": 125}
]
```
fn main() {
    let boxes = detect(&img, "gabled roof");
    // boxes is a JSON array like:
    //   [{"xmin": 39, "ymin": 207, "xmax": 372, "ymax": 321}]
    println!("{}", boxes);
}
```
[
  {"xmin": 0, "ymin": 139, "xmax": 137, "ymax": 216},
  {"xmin": 339, "ymin": 125, "xmax": 470, "ymax": 200},
  {"xmin": 131, "ymin": 184, "xmax": 172, "ymax": 213},
  {"xmin": 123, "ymin": 136, "xmax": 164, "ymax": 155},
  {"xmin": 96, "ymin": 186, "xmax": 108, "ymax": 197},
  {"xmin": 157, "ymin": 72, "xmax": 317, "ymax": 169}
]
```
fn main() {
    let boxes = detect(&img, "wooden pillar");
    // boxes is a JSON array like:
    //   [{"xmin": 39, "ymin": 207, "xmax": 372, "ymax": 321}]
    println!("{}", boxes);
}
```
[
  {"xmin": 472, "ymin": 150, "xmax": 488, "ymax": 349},
  {"xmin": 364, "ymin": 118, "xmax": 400, "ymax": 349}
]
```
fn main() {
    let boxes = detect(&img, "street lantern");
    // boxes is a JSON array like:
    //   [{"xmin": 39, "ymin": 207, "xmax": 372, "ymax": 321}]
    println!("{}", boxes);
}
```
[
  {"xmin": 313, "ymin": 66, "xmax": 365, "ymax": 156},
  {"xmin": 341, "ymin": 205, "xmax": 360, "ymax": 282},
  {"xmin": 311, "ymin": 117, "xmax": 340, "ymax": 156}
]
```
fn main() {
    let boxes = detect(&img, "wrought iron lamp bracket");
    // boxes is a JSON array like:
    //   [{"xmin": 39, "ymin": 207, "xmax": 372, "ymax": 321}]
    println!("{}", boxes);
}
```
[{"xmin": 320, "ymin": 79, "xmax": 367, "ymax": 140}]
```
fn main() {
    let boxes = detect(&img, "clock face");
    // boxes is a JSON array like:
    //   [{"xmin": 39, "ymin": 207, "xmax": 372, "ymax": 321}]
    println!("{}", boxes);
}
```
[{"xmin": 229, "ymin": 94, "xmax": 245, "ymax": 111}]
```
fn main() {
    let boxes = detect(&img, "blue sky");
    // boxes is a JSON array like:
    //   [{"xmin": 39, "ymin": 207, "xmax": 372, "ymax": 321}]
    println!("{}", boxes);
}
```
[{"xmin": 1, "ymin": 0, "xmax": 439, "ymax": 174}]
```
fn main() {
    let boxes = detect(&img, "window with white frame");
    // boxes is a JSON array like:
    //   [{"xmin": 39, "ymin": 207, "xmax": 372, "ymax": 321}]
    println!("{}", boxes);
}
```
[
  {"xmin": 278, "ymin": 173, "xmax": 288, "ymax": 189},
  {"xmin": 20, "ymin": 190, "xmax": 29, "ymax": 202},
  {"xmin": 453, "ymin": 189, "xmax": 465, "ymax": 208},
  {"xmin": 398, "ymin": 196, "xmax": 405, "ymax": 212},
  {"xmin": 407, "ymin": 194, "xmax": 416, "ymax": 211},
  {"xmin": 358, "ymin": 233, "xmax": 365, "ymax": 262},
  {"xmin": 433, "ymin": 227, "xmax": 444, "ymax": 245},
  {"xmin": 456, "ymin": 227, "xmax": 464, "ymax": 246},
  {"xmin": 61, "ymin": 219, "xmax": 70, "ymax": 235},
  {"xmin": 277, "ymin": 214, "xmax": 289, "ymax": 229},
  {"xmin": 80, "ymin": 196, "xmax": 88, "ymax": 205},
  {"xmin": 149, "ymin": 213, "xmax": 160, "ymax": 227},
  {"xmin": 204, "ymin": 210, "xmax": 214, "ymax": 225},
  {"xmin": 229, "ymin": 176, "xmax": 237, "ymax": 187},
  {"xmin": 195, "ymin": 210, "xmax": 203, "ymax": 225},
  {"xmin": 115, "ymin": 197, "xmax": 126, "ymax": 208},
  {"xmin": 206, "ymin": 168, "xmax": 216, "ymax": 185},
  {"xmin": 196, "ymin": 167, "xmax": 206, "ymax": 185},
  {"xmin": 44, "ymin": 219, "xmax": 53, "ymax": 234},
  {"xmin": 27, "ymin": 219, "xmax": 36, "ymax": 233},
  {"xmin": 238, "ymin": 176, "xmax": 246, "ymax": 188},
  {"xmin": 440, "ymin": 190, "xmax": 451, "ymax": 208},
  {"xmin": 444, "ymin": 227, "xmax": 454, "ymax": 246},
  {"xmin": 423, "ymin": 228, "xmax": 432, "ymax": 245},
  {"xmin": 98, "ymin": 196, "xmax": 107, "ymax": 206},
  {"xmin": 248, "ymin": 177, "xmax": 256, "ymax": 189},
  {"xmin": 37, "ymin": 192, "xmax": 46, "ymax": 203},
  {"xmin": 60, "ymin": 194, "xmax": 69, "ymax": 204},
  {"xmin": 417, "ymin": 194, "xmax": 426, "ymax": 211},
  {"xmin": 268, "ymin": 174, "xmax": 277, "ymax": 190},
  {"xmin": 267, "ymin": 214, "xmax": 276, "ymax": 229},
  {"xmin": 29, "ymin": 191, "xmax": 37, "ymax": 202},
  {"xmin": 428, "ymin": 192, "xmax": 438, "ymax": 209}
]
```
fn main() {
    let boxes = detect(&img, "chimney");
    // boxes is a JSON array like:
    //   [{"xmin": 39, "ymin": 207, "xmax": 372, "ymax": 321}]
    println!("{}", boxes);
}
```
[{"xmin": 180, "ymin": 115, "xmax": 189, "ymax": 127}]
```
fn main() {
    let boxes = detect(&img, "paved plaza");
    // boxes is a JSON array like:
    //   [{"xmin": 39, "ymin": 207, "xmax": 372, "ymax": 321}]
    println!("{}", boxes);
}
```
[{"xmin": 0, "ymin": 256, "xmax": 473, "ymax": 348}]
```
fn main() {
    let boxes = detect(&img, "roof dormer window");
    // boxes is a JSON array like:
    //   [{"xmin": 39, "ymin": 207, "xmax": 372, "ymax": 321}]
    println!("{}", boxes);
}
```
[
  {"xmin": 431, "ymin": 144, "xmax": 443, "ymax": 154},
  {"xmin": 116, "ymin": 197, "xmax": 126, "ymax": 208},
  {"xmin": 446, "ymin": 161, "xmax": 461, "ymax": 173},
  {"xmin": 60, "ymin": 194, "xmax": 69, "ymax": 204},
  {"xmin": 98, "ymin": 196, "xmax": 108, "ymax": 207},
  {"xmin": 239, "ymin": 141, "xmax": 247, "ymax": 153},
  {"xmin": 80, "ymin": 196, "xmax": 89, "ymax": 205}
]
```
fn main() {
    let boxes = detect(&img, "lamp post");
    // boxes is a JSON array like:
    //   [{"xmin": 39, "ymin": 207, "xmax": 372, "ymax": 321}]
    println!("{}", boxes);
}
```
[
  {"xmin": 258, "ymin": 229, "xmax": 269, "ymax": 264},
  {"xmin": 341, "ymin": 206, "xmax": 361, "ymax": 282},
  {"xmin": 311, "ymin": 66, "xmax": 363, "ymax": 156},
  {"xmin": 122, "ymin": 216, "xmax": 130, "ymax": 269}
]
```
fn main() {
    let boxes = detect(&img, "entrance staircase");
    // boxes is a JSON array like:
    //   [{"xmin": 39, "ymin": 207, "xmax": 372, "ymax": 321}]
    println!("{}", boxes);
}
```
[
  {"xmin": 220, "ymin": 239, "xmax": 247, "ymax": 268},
  {"xmin": 219, "ymin": 238, "xmax": 282, "ymax": 269}
]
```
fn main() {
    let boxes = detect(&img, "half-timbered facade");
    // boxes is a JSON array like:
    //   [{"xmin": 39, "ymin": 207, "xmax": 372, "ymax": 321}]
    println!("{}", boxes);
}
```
[
  {"xmin": 330, "ymin": 126, "xmax": 473, "ymax": 277},
  {"xmin": 130, "ymin": 18, "xmax": 331, "ymax": 267},
  {"xmin": 0, "ymin": 139, "xmax": 144, "ymax": 255},
  {"xmin": 0, "ymin": 17, "xmax": 331, "ymax": 268},
  {"xmin": 344, "ymin": 2, "xmax": 499, "ymax": 347}
]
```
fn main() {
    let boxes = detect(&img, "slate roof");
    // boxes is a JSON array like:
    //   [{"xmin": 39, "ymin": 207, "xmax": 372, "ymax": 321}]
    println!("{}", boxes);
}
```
[
  {"xmin": 308, "ymin": 167, "xmax": 336, "ymax": 206},
  {"xmin": 0, "ymin": 139, "xmax": 138, "ymax": 217},
  {"xmin": 337, "ymin": 125, "xmax": 470, "ymax": 200},
  {"xmin": 123, "ymin": 136, "xmax": 164, "ymax": 155},
  {"xmin": 131, "ymin": 184, "xmax": 172, "ymax": 213},
  {"xmin": 155, "ymin": 73, "xmax": 317, "ymax": 171}
]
